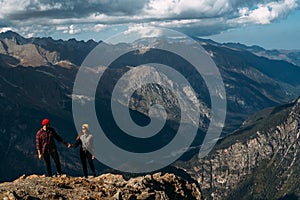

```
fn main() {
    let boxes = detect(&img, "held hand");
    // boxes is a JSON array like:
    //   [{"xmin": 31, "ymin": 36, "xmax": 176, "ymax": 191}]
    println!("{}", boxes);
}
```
[
  {"xmin": 38, "ymin": 154, "xmax": 43, "ymax": 160},
  {"xmin": 63, "ymin": 141, "xmax": 70, "ymax": 148},
  {"xmin": 92, "ymin": 155, "xmax": 95, "ymax": 160},
  {"xmin": 67, "ymin": 143, "xmax": 72, "ymax": 148}
]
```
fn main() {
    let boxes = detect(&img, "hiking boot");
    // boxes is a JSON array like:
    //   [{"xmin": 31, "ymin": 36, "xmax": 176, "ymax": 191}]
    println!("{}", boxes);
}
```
[{"xmin": 55, "ymin": 172, "xmax": 63, "ymax": 177}]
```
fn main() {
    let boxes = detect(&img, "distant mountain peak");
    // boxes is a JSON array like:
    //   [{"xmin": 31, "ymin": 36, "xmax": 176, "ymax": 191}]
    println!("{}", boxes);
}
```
[
  {"xmin": 0, "ymin": 30, "xmax": 22, "ymax": 39},
  {"xmin": 224, "ymin": 42, "xmax": 265, "ymax": 51},
  {"xmin": 0, "ymin": 30, "xmax": 28, "ymax": 45}
]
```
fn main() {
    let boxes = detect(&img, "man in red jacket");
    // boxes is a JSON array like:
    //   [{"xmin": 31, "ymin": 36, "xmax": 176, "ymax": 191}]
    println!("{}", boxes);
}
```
[{"xmin": 36, "ymin": 118, "xmax": 69, "ymax": 177}]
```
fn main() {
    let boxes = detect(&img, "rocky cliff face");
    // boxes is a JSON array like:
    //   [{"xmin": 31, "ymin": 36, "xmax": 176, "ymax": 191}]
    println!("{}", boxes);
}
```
[
  {"xmin": 177, "ymin": 97, "xmax": 300, "ymax": 199},
  {"xmin": 0, "ymin": 173, "xmax": 202, "ymax": 200}
]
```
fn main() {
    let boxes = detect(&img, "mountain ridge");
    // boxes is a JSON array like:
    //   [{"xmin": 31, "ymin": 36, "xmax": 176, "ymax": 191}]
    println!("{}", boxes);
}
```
[
  {"xmin": 222, "ymin": 42, "xmax": 300, "ymax": 67},
  {"xmin": 0, "ymin": 31, "xmax": 98, "ymax": 67},
  {"xmin": 176, "ymin": 97, "xmax": 300, "ymax": 199},
  {"xmin": 1, "ymin": 30, "xmax": 300, "ymax": 68}
]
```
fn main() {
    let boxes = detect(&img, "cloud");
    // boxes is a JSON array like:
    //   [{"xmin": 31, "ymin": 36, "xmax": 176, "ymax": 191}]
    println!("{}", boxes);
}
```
[
  {"xmin": 56, "ymin": 26, "xmax": 69, "ymax": 32},
  {"xmin": 233, "ymin": 0, "xmax": 298, "ymax": 24},
  {"xmin": 0, "ymin": 27, "xmax": 12, "ymax": 33},
  {"xmin": 68, "ymin": 24, "xmax": 81, "ymax": 34},
  {"xmin": 0, "ymin": 0, "xmax": 299, "ymax": 37},
  {"xmin": 1, "ymin": 0, "xmax": 146, "ymax": 20},
  {"xmin": 144, "ymin": 0, "xmax": 235, "ymax": 18},
  {"xmin": 124, "ymin": 25, "xmax": 163, "ymax": 38},
  {"xmin": 93, "ymin": 24, "xmax": 107, "ymax": 32}
]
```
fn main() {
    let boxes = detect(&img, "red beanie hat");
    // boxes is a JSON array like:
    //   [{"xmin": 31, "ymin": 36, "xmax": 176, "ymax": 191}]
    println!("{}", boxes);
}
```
[{"xmin": 42, "ymin": 118, "xmax": 50, "ymax": 126}]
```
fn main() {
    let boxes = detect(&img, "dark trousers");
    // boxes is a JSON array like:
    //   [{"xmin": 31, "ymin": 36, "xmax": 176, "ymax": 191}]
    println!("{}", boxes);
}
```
[
  {"xmin": 80, "ymin": 149, "xmax": 96, "ymax": 178},
  {"xmin": 43, "ymin": 150, "xmax": 62, "ymax": 177}
]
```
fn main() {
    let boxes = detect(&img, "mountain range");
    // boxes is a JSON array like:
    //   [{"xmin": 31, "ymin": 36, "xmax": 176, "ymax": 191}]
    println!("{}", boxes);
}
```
[{"xmin": 0, "ymin": 31, "xmax": 300, "ymax": 199}]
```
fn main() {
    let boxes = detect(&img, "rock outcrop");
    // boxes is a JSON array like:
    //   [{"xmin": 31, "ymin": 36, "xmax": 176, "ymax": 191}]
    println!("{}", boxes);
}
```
[{"xmin": 0, "ymin": 173, "xmax": 201, "ymax": 200}]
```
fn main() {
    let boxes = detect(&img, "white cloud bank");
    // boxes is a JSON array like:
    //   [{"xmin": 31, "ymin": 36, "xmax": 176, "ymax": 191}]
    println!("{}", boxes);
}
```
[{"xmin": 0, "ymin": 0, "xmax": 298, "ymax": 37}]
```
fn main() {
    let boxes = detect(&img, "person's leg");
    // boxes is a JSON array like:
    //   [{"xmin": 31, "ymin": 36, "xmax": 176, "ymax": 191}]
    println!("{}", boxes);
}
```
[
  {"xmin": 80, "ymin": 150, "xmax": 88, "ymax": 178},
  {"xmin": 86, "ymin": 151, "xmax": 96, "ymax": 177},
  {"xmin": 51, "ymin": 150, "xmax": 62, "ymax": 175},
  {"xmin": 43, "ymin": 153, "xmax": 52, "ymax": 177}
]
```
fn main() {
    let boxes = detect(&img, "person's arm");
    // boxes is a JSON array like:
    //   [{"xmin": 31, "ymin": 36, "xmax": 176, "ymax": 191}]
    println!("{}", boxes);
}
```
[
  {"xmin": 72, "ymin": 135, "xmax": 82, "ymax": 148},
  {"xmin": 36, "ymin": 132, "xmax": 42, "ymax": 160},
  {"xmin": 90, "ymin": 135, "xmax": 95, "ymax": 160},
  {"xmin": 52, "ymin": 128, "xmax": 69, "ymax": 147}
]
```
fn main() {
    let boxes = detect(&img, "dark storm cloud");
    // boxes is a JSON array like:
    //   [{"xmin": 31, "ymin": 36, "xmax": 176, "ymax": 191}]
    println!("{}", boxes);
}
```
[{"xmin": 5, "ymin": 0, "xmax": 148, "ymax": 20}]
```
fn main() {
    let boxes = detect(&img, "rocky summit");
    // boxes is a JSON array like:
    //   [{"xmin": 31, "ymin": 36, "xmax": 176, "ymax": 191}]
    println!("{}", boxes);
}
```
[{"xmin": 0, "ymin": 173, "xmax": 202, "ymax": 200}]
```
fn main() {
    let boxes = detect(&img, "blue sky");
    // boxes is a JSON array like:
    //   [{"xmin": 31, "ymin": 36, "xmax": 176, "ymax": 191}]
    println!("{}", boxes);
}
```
[{"xmin": 0, "ymin": 0, "xmax": 299, "ymax": 50}]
